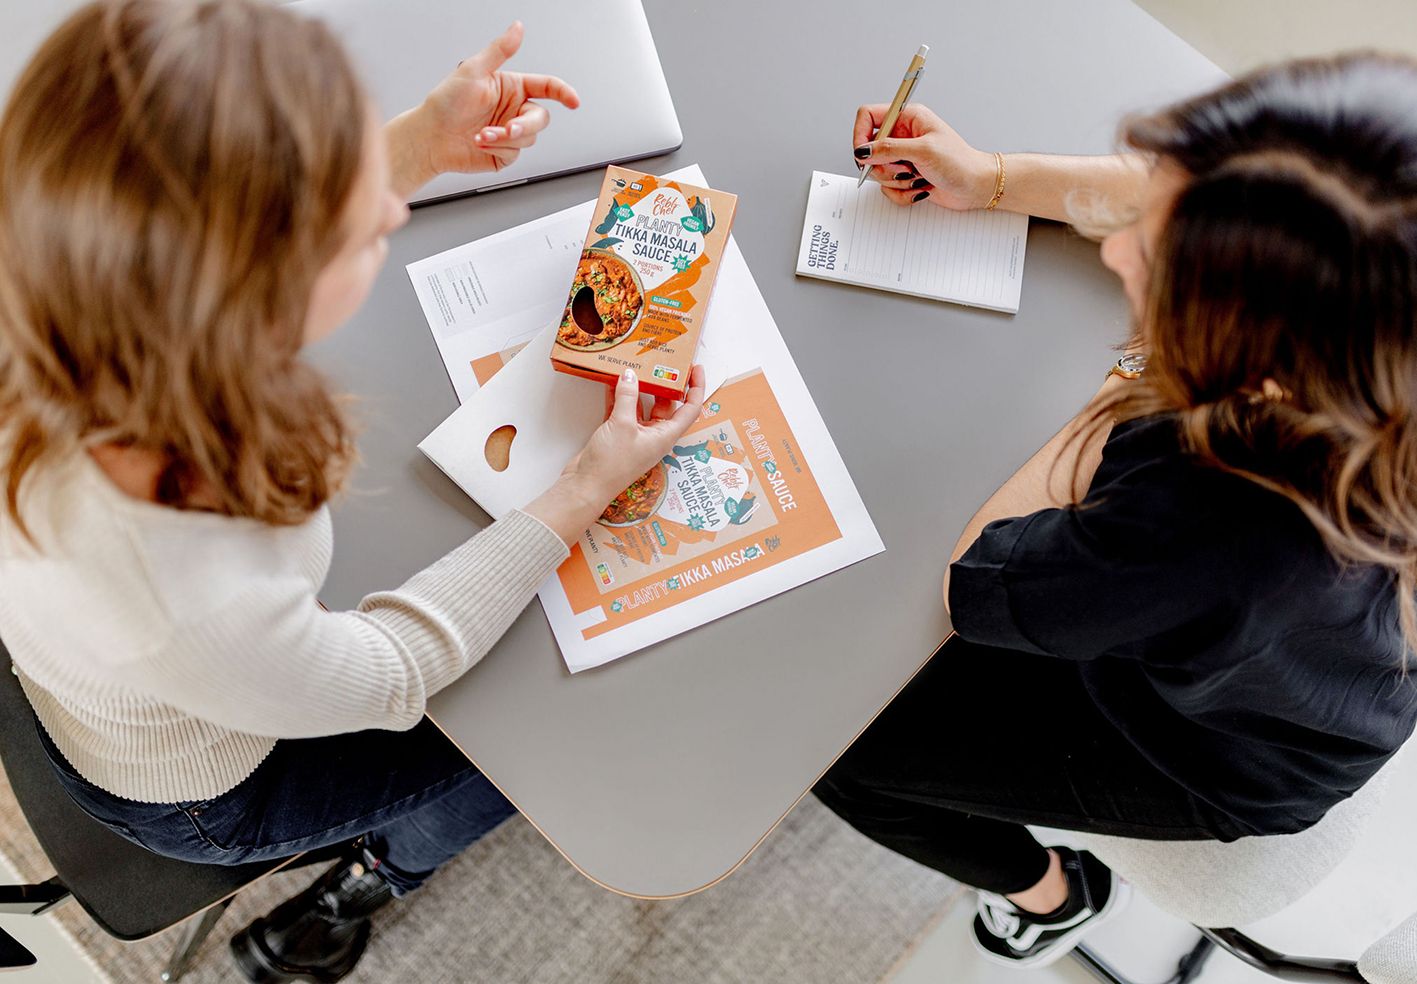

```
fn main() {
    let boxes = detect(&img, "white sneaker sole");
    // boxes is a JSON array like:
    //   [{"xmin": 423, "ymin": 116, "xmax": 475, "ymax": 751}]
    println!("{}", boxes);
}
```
[{"xmin": 972, "ymin": 877, "xmax": 1132, "ymax": 969}]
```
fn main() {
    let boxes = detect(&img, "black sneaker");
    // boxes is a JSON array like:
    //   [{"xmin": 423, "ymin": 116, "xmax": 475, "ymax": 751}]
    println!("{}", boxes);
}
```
[{"xmin": 972, "ymin": 847, "xmax": 1129, "ymax": 967}]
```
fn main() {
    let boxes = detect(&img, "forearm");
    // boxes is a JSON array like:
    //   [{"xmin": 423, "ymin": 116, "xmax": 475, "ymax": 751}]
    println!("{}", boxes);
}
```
[
  {"xmin": 139, "ymin": 510, "xmax": 571, "ymax": 739},
  {"xmin": 384, "ymin": 108, "xmax": 439, "ymax": 202},
  {"xmin": 522, "ymin": 474, "xmax": 615, "ymax": 550},
  {"xmin": 998, "ymin": 153, "xmax": 1150, "ymax": 225}
]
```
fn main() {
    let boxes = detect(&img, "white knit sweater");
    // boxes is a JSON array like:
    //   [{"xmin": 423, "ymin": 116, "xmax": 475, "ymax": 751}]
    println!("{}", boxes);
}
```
[{"xmin": 0, "ymin": 453, "xmax": 569, "ymax": 803}]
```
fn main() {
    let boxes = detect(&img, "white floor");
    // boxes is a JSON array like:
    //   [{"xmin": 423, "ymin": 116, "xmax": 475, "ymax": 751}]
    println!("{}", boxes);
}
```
[{"xmin": 0, "ymin": 852, "xmax": 105, "ymax": 984}]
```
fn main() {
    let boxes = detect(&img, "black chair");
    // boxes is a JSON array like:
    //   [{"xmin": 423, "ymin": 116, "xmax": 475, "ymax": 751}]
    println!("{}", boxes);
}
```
[{"xmin": 0, "ymin": 641, "xmax": 328, "ymax": 981}]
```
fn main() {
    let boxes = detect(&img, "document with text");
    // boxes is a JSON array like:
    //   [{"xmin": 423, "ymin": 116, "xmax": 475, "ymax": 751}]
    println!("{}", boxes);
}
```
[
  {"xmin": 795, "ymin": 171, "xmax": 1030, "ymax": 314},
  {"xmin": 406, "ymin": 201, "xmax": 593, "ymax": 402}
]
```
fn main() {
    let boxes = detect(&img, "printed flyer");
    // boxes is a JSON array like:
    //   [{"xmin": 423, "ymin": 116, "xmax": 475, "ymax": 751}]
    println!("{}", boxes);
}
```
[{"xmin": 557, "ymin": 368, "xmax": 840, "ymax": 640}]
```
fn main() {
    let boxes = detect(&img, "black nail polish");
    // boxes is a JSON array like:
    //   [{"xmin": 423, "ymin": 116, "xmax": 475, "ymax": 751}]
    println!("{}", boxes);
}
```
[
  {"xmin": 854, "ymin": 145, "xmax": 871, "ymax": 159},
  {"xmin": 910, "ymin": 177, "xmax": 929, "ymax": 189},
  {"xmin": 913, "ymin": 190, "xmax": 930, "ymax": 202},
  {"xmin": 894, "ymin": 171, "xmax": 913, "ymax": 181},
  {"xmin": 892, "ymin": 160, "xmax": 912, "ymax": 168}
]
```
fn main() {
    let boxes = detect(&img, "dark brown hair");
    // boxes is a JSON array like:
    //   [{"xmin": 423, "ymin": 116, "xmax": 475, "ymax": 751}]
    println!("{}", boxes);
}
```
[
  {"xmin": 0, "ymin": 0, "xmax": 366, "ymax": 530},
  {"xmin": 1089, "ymin": 54, "xmax": 1417, "ymax": 657}
]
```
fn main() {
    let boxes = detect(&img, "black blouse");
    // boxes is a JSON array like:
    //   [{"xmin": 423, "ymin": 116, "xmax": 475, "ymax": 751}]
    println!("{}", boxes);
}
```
[{"xmin": 949, "ymin": 415, "xmax": 1417, "ymax": 835}]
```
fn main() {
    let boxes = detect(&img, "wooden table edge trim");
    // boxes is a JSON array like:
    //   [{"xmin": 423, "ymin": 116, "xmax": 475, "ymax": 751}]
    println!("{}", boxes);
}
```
[{"xmin": 425, "ymin": 631, "xmax": 954, "ymax": 900}]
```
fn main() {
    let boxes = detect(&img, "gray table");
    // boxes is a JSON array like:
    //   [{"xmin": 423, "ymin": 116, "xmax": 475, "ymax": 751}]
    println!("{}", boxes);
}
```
[{"xmin": 0, "ymin": 0, "xmax": 1227, "ymax": 900}]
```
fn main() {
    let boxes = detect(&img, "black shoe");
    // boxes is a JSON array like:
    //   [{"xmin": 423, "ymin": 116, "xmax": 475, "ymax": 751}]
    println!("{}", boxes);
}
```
[
  {"xmin": 971, "ymin": 847, "xmax": 1129, "ymax": 967},
  {"xmin": 230, "ymin": 846, "xmax": 395, "ymax": 984}
]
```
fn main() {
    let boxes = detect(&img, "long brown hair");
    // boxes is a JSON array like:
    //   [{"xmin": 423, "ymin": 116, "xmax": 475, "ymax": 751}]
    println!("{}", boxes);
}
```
[
  {"xmin": 0, "ymin": 0, "xmax": 365, "ymax": 531},
  {"xmin": 1082, "ymin": 54, "xmax": 1417, "ymax": 657}
]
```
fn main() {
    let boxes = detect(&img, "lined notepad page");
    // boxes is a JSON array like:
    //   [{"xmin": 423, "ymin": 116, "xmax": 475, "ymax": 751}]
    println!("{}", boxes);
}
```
[{"xmin": 795, "ymin": 171, "xmax": 1029, "ymax": 314}]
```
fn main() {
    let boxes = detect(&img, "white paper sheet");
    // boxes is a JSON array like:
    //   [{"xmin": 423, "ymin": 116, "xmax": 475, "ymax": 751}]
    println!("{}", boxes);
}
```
[
  {"xmin": 406, "ymin": 201, "xmax": 591, "ymax": 402},
  {"xmin": 416, "ymin": 166, "xmax": 884, "ymax": 672},
  {"xmin": 796, "ymin": 171, "xmax": 1030, "ymax": 314}
]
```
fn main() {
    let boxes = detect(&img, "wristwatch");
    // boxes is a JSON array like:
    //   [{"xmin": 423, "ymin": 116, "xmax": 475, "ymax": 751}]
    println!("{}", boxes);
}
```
[{"xmin": 1106, "ymin": 353, "xmax": 1147, "ymax": 381}]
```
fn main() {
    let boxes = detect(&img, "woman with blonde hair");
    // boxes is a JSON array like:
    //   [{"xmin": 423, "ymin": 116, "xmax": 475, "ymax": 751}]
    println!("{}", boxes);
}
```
[
  {"xmin": 0, "ymin": 2, "xmax": 705, "ymax": 981},
  {"xmin": 817, "ymin": 55, "xmax": 1417, "ymax": 966}
]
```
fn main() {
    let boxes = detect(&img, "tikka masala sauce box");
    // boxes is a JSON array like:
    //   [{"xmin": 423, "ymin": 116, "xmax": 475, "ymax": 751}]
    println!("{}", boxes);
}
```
[{"xmin": 551, "ymin": 166, "xmax": 737, "ymax": 400}]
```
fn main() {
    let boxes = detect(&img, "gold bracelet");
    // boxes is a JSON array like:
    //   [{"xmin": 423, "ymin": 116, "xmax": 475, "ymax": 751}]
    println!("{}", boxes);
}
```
[{"xmin": 985, "ymin": 152, "xmax": 1005, "ymax": 210}]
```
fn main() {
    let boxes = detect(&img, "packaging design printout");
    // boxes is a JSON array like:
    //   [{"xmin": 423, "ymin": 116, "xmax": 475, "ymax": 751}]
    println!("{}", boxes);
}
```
[
  {"xmin": 415, "ymin": 165, "xmax": 884, "ymax": 672},
  {"xmin": 560, "ymin": 368, "xmax": 840, "ymax": 641}
]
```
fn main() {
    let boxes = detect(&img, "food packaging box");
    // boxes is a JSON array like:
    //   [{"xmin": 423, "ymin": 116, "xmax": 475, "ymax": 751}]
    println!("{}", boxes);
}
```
[{"xmin": 551, "ymin": 166, "xmax": 738, "ymax": 400}]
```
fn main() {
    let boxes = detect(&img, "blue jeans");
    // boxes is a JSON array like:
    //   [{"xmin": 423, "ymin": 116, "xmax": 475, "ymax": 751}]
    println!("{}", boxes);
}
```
[{"xmin": 37, "ymin": 717, "xmax": 516, "ymax": 896}]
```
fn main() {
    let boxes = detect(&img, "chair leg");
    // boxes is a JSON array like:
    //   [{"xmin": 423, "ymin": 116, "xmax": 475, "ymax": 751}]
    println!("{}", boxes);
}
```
[
  {"xmin": 1072, "ymin": 935, "xmax": 1216, "ymax": 984},
  {"xmin": 0, "ymin": 924, "xmax": 37, "ymax": 969},
  {"xmin": 1199, "ymin": 928, "xmax": 1364, "ymax": 983},
  {"xmin": 160, "ymin": 899, "xmax": 231, "ymax": 982}
]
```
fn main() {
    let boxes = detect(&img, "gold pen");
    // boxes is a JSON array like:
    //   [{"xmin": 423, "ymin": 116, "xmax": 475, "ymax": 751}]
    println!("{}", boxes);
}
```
[{"xmin": 858, "ymin": 44, "xmax": 929, "ymax": 188}]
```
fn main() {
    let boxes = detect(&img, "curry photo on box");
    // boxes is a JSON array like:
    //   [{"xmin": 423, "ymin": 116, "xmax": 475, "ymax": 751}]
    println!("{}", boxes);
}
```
[
  {"xmin": 557, "ymin": 248, "xmax": 644, "ymax": 349},
  {"xmin": 554, "ymin": 368, "xmax": 846, "ymax": 638},
  {"xmin": 581, "ymin": 415, "xmax": 779, "ymax": 589}
]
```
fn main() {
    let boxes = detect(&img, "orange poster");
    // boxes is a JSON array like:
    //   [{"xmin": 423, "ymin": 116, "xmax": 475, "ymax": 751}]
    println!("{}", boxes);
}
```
[{"xmin": 555, "ymin": 368, "xmax": 842, "ymax": 639}]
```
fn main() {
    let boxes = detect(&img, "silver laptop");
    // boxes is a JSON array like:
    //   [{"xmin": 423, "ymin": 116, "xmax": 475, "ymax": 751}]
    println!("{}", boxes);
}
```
[{"xmin": 287, "ymin": 0, "xmax": 683, "ymax": 205}]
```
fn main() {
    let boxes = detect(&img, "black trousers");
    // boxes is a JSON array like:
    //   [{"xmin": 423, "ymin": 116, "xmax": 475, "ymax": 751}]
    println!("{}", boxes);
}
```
[{"xmin": 813, "ymin": 635, "xmax": 1248, "ymax": 895}]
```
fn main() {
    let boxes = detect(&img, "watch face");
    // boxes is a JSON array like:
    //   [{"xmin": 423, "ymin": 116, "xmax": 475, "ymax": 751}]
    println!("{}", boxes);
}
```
[{"xmin": 1119, "ymin": 353, "xmax": 1147, "ymax": 373}]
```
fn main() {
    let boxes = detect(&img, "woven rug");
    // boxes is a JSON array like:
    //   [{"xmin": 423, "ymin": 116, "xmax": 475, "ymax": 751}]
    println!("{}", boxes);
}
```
[{"xmin": 0, "ymin": 762, "xmax": 961, "ymax": 984}]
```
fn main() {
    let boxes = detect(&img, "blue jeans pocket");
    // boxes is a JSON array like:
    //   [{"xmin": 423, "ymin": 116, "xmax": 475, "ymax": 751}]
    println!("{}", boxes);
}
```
[
  {"xmin": 32, "ymin": 715, "xmax": 232, "ymax": 860},
  {"xmin": 175, "ymin": 800, "xmax": 237, "ymax": 854}
]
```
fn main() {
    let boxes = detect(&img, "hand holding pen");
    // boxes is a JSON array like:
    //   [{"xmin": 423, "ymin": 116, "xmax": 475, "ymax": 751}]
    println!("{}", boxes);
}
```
[
  {"xmin": 855, "ymin": 45, "xmax": 928, "ymax": 188},
  {"xmin": 853, "ymin": 102, "xmax": 1004, "ymax": 210}
]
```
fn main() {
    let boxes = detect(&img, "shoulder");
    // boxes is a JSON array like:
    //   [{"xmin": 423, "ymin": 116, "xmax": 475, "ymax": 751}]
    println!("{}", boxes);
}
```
[
  {"xmin": 960, "ymin": 416, "xmax": 1327, "ymax": 620},
  {"xmin": 1085, "ymin": 414, "xmax": 1318, "ymax": 560},
  {"xmin": 134, "ymin": 502, "xmax": 334, "ymax": 620},
  {"xmin": 0, "ymin": 455, "xmax": 333, "ymax": 672}
]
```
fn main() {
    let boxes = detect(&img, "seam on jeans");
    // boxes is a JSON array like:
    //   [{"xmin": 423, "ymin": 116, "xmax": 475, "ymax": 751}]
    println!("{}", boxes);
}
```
[
  {"xmin": 181, "ymin": 806, "xmax": 234, "ymax": 854},
  {"xmin": 189, "ymin": 764, "xmax": 483, "ymax": 858}
]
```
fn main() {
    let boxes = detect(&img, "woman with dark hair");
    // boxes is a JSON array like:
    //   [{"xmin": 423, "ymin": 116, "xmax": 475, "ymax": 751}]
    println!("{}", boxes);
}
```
[{"xmin": 817, "ymin": 55, "xmax": 1417, "ymax": 966}]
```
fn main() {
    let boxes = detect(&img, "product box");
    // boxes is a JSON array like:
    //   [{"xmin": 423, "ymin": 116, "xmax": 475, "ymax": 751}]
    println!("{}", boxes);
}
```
[{"xmin": 551, "ymin": 166, "xmax": 738, "ymax": 400}]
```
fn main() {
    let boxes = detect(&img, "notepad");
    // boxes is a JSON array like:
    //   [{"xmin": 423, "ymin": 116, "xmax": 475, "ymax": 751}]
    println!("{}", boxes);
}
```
[{"xmin": 795, "ymin": 171, "xmax": 1029, "ymax": 314}]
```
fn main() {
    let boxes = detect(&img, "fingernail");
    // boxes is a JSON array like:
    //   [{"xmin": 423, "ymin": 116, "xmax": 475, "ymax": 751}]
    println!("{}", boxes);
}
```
[
  {"xmin": 910, "ymin": 177, "xmax": 929, "ymax": 189},
  {"xmin": 622, "ymin": 368, "xmax": 636, "ymax": 382},
  {"xmin": 894, "ymin": 171, "xmax": 913, "ymax": 181},
  {"xmin": 913, "ymin": 190, "xmax": 930, "ymax": 202},
  {"xmin": 853, "ymin": 145, "xmax": 871, "ymax": 159},
  {"xmin": 892, "ymin": 160, "xmax": 912, "ymax": 167},
  {"xmin": 509, "ymin": 122, "xmax": 522, "ymax": 138}
]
